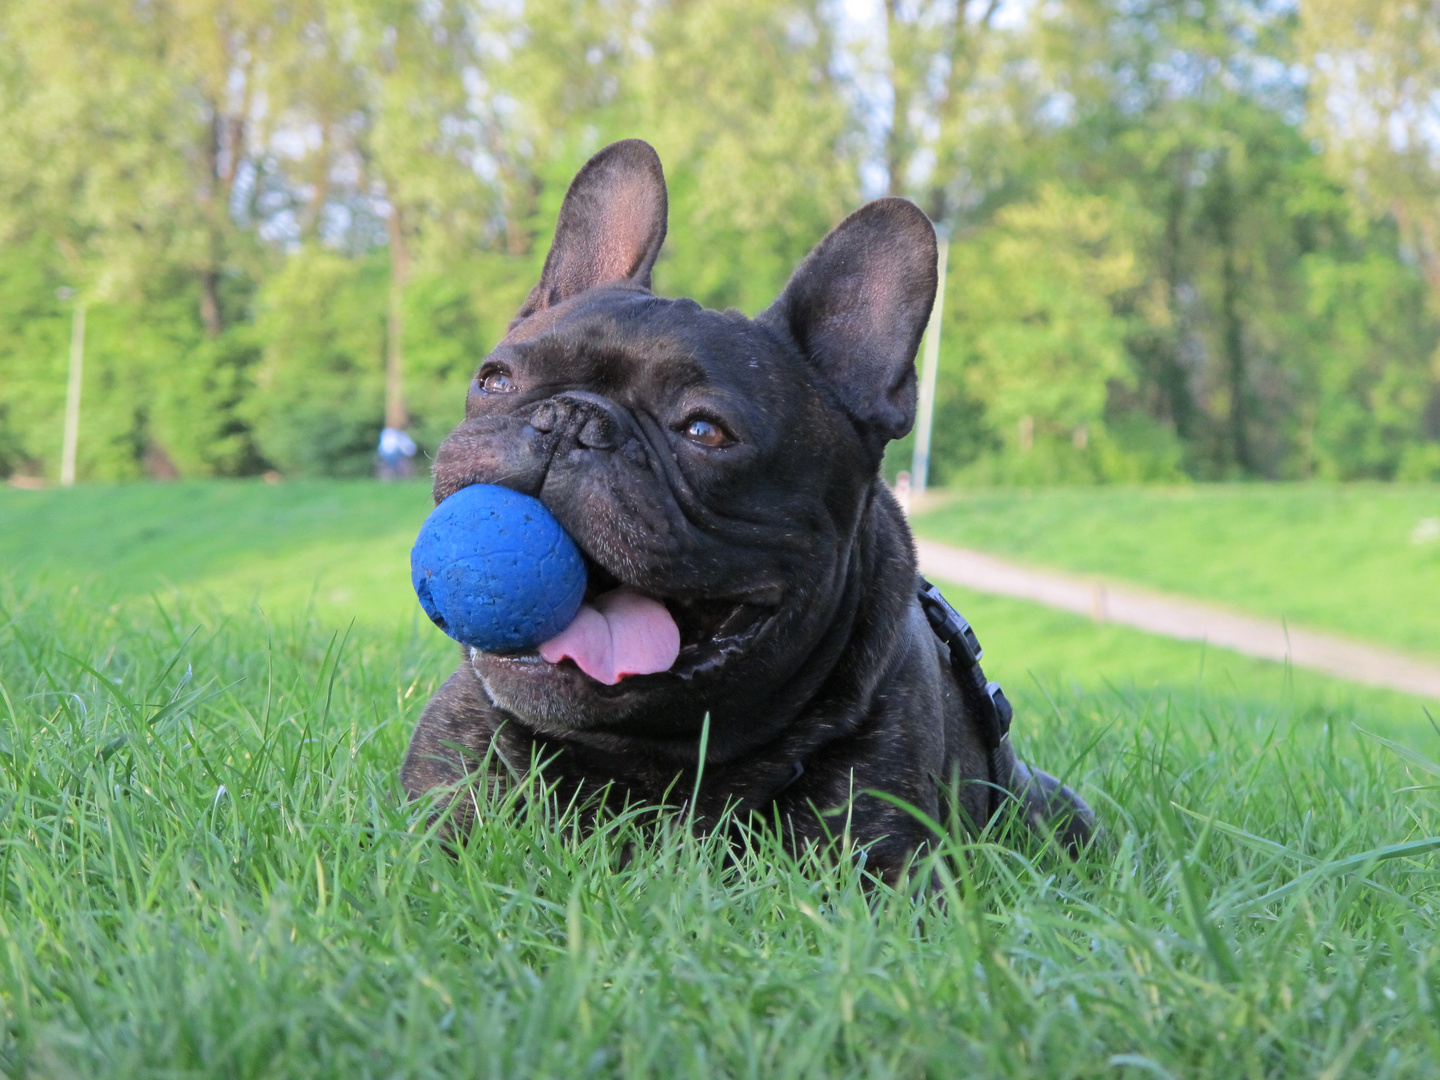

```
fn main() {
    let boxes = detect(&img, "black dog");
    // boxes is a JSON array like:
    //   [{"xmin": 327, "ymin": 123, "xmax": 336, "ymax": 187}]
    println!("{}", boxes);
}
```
[{"xmin": 401, "ymin": 140, "xmax": 1092, "ymax": 880}]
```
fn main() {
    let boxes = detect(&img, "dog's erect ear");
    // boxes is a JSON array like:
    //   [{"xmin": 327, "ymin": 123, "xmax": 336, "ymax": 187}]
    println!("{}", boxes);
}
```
[
  {"xmin": 760, "ymin": 198, "xmax": 938, "ymax": 446},
  {"xmin": 513, "ymin": 140, "xmax": 668, "ymax": 324}
]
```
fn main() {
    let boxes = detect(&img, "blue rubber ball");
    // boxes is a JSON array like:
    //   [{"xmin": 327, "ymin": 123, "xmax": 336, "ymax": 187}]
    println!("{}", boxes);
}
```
[{"xmin": 411, "ymin": 484, "xmax": 587, "ymax": 652}]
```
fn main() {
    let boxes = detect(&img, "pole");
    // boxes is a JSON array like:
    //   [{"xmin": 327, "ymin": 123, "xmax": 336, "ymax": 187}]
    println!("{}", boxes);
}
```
[
  {"xmin": 912, "ymin": 233, "xmax": 948, "ymax": 494},
  {"xmin": 60, "ymin": 298, "xmax": 86, "ymax": 487}
]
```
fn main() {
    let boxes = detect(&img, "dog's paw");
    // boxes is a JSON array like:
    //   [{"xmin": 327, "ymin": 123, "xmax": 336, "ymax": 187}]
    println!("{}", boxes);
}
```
[{"xmin": 1009, "ymin": 757, "xmax": 1096, "ymax": 855}]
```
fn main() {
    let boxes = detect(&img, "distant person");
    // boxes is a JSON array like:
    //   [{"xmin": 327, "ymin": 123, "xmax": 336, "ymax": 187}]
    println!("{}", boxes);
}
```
[{"xmin": 376, "ymin": 426, "xmax": 417, "ymax": 480}]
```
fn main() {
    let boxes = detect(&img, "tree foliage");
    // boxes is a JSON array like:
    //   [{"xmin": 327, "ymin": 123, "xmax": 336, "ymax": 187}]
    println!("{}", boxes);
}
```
[
  {"xmin": 1, "ymin": 0, "xmax": 1437, "ymax": 482},
  {"xmin": 1300, "ymin": 0, "xmax": 1440, "ymax": 294}
]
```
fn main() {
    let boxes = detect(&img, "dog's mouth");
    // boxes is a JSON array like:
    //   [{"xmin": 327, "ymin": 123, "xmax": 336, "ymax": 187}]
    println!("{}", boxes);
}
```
[
  {"xmin": 582, "ymin": 553, "xmax": 773, "ymax": 679},
  {"xmin": 484, "ymin": 553, "xmax": 776, "ymax": 686},
  {"xmin": 664, "ymin": 592, "xmax": 772, "ymax": 676}
]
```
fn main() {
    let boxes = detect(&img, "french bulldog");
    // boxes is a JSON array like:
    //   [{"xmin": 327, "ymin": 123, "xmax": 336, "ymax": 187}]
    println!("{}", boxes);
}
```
[{"xmin": 401, "ymin": 139, "xmax": 1093, "ymax": 880}]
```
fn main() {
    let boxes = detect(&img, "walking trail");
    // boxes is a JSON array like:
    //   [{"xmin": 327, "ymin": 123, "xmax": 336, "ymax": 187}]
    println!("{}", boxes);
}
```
[{"xmin": 915, "ymin": 538, "xmax": 1440, "ymax": 701}]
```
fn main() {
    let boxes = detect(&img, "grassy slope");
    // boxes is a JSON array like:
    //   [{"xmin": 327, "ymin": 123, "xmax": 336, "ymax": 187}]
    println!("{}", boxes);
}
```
[
  {"xmin": 0, "ymin": 479, "xmax": 433, "ymax": 623},
  {"xmin": 2, "ymin": 481, "xmax": 1439, "ymax": 1075},
  {"xmin": 912, "ymin": 484, "xmax": 1440, "ymax": 659}
]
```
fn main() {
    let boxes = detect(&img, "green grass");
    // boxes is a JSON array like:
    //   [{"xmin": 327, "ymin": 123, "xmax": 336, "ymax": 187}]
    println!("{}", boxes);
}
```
[
  {"xmin": 2, "ymin": 480, "xmax": 1439, "ymax": 1076},
  {"xmin": 927, "ymin": 581, "xmax": 1436, "ymax": 746},
  {"xmin": 912, "ymin": 484, "xmax": 1440, "ymax": 659},
  {"xmin": 0, "ymin": 479, "xmax": 433, "ymax": 624}
]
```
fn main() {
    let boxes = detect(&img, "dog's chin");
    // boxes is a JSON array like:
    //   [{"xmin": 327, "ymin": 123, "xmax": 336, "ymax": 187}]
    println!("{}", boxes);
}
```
[{"xmin": 468, "ymin": 592, "xmax": 777, "ymax": 733}]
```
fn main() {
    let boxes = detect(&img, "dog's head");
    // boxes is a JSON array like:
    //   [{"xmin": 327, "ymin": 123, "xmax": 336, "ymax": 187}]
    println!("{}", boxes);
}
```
[{"xmin": 432, "ymin": 140, "xmax": 937, "ymax": 740}]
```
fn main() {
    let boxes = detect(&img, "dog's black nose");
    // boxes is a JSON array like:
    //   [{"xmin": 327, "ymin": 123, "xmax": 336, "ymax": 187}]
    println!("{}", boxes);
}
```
[
  {"xmin": 552, "ymin": 391, "xmax": 629, "ymax": 452},
  {"xmin": 577, "ymin": 414, "xmax": 618, "ymax": 450}
]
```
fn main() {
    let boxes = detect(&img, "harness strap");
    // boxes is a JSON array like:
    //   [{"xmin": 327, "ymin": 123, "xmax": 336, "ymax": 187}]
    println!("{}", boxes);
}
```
[
  {"xmin": 917, "ymin": 576, "xmax": 1013, "ymax": 824},
  {"xmin": 774, "ymin": 579, "xmax": 1015, "ymax": 825}
]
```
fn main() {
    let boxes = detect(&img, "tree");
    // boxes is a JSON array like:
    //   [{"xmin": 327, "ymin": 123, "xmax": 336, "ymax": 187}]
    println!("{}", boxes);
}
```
[
  {"xmin": 869, "ymin": 0, "xmax": 1019, "ymax": 223},
  {"xmin": 631, "ymin": 0, "xmax": 858, "ymax": 310},
  {"xmin": 0, "ymin": 0, "xmax": 293, "ymax": 477},
  {"xmin": 3, "ymin": 0, "xmax": 1439, "ymax": 484},
  {"xmin": 1301, "ymin": 0, "xmax": 1440, "ymax": 295},
  {"xmin": 1023, "ymin": 0, "xmax": 1438, "ymax": 479},
  {"xmin": 946, "ymin": 186, "xmax": 1143, "ymax": 479}
]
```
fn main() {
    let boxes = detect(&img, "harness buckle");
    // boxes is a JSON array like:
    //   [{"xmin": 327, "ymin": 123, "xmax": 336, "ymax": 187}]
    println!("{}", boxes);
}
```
[
  {"xmin": 918, "ymin": 578, "xmax": 983, "ymax": 663},
  {"xmin": 985, "ymin": 681, "xmax": 1013, "ymax": 731}
]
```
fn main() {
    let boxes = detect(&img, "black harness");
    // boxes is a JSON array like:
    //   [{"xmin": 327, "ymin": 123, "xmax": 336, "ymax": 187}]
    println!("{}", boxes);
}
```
[
  {"xmin": 774, "ymin": 578, "xmax": 1015, "ymax": 824},
  {"xmin": 917, "ymin": 576, "xmax": 1014, "ymax": 823}
]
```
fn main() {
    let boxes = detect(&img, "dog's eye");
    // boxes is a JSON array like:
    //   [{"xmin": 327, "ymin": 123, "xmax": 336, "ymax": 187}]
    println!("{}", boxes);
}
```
[
  {"xmin": 480, "ymin": 370, "xmax": 516, "ymax": 394},
  {"xmin": 682, "ymin": 418, "xmax": 729, "ymax": 448}
]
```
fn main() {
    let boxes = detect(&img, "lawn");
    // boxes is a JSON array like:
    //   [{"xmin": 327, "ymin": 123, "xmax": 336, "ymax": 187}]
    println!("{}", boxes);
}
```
[
  {"xmin": 2, "ymin": 480, "xmax": 1438, "ymax": 1077},
  {"xmin": 0, "ymin": 479, "xmax": 433, "ymax": 624},
  {"xmin": 911, "ymin": 484, "xmax": 1440, "ymax": 660}
]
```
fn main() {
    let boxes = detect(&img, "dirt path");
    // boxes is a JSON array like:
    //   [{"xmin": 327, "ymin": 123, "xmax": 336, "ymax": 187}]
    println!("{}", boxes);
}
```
[{"xmin": 915, "ymin": 538, "xmax": 1440, "ymax": 701}]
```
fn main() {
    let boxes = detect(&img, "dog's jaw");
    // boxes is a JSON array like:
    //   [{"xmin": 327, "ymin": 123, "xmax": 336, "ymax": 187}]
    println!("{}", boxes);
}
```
[{"xmin": 465, "ymin": 589, "xmax": 786, "ymax": 735}]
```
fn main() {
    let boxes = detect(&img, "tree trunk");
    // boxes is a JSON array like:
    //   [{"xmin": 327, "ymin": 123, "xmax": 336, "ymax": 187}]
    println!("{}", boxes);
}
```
[
  {"xmin": 1220, "ymin": 241, "xmax": 1250, "ymax": 472},
  {"xmin": 1392, "ymin": 200, "xmax": 1440, "ymax": 298},
  {"xmin": 200, "ymin": 266, "xmax": 223, "ymax": 338},
  {"xmin": 883, "ymin": 0, "xmax": 913, "ymax": 199},
  {"xmin": 200, "ymin": 105, "xmax": 224, "ymax": 339},
  {"xmin": 1211, "ymin": 162, "xmax": 1251, "ymax": 473},
  {"xmin": 303, "ymin": 122, "xmax": 333, "ymax": 242},
  {"xmin": 1159, "ymin": 155, "xmax": 1195, "ymax": 439},
  {"xmin": 385, "ymin": 201, "xmax": 411, "ymax": 431}
]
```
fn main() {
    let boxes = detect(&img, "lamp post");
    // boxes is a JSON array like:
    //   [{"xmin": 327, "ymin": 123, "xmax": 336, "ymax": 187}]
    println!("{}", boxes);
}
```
[
  {"xmin": 57, "ymin": 286, "xmax": 86, "ymax": 488},
  {"xmin": 911, "ymin": 231, "xmax": 949, "ymax": 494}
]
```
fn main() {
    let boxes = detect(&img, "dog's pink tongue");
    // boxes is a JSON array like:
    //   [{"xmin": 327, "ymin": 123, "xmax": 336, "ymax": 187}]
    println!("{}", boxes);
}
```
[{"xmin": 539, "ymin": 587, "xmax": 681, "ymax": 684}]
